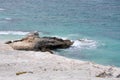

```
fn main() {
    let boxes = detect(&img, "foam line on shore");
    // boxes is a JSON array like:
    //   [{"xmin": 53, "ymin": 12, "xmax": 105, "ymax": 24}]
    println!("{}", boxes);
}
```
[{"xmin": 0, "ymin": 31, "xmax": 29, "ymax": 35}]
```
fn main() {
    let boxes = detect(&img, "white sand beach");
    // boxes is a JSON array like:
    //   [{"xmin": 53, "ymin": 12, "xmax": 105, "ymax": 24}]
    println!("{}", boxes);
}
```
[{"xmin": 0, "ymin": 42, "xmax": 120, "ymax": 80}]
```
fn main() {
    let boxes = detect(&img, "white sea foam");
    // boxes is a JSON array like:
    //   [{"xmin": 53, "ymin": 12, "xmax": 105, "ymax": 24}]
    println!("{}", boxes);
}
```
[
  {"xmin": 71, "ymin": 39, "xmax": 98, "ymax": 49},
  {"xmin": 0, "ymin": 31, "xmax": 29, "ymax": 35},
  {"xmin": 0, "ymin": 8, "xmax": 5, "ymax": 11},
  {"xmin": 0, "ymin": 18, "xmax": 13, "ymax": 21},
  {"xmin": 4, "ymin": 18, "xmax": 12, "ymax": 20}
]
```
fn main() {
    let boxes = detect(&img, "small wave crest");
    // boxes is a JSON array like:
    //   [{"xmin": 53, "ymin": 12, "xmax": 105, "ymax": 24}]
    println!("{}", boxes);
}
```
[
  {"xmin": 71, "ymin": 39, "xmax": 98, "ymax": 49},
  {"xmin": 4, "ymin": 18, "xmax": 12, "ymax": 20},
  {"xmin": 0, "ymin": 18, "xmax": 13, "ymax": 21},
  {"xmin": 0, "ymin": 31, "xmax": 29, "ymax": 35},
  {"xmin": 0, "ymin": 8, "xmax": 5, "ymax": 11}
]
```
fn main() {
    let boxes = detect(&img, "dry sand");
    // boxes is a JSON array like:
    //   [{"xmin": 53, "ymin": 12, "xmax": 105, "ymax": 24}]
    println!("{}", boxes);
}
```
[{"xmin": 0, "ymin": 42, "xmax": 120, "ymax": 80}]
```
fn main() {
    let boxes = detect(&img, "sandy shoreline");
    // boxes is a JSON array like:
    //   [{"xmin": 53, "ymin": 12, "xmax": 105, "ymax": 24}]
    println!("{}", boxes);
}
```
[{"xmin": 0, "ymin": 42, "xmax": 120, "ymax": 80}]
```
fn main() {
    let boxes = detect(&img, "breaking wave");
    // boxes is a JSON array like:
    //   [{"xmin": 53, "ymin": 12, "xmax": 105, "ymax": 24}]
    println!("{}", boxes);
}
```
[
  {"xmin": 71, "ymin": 39, "xmax": 98, "ymax": 49},
  {"xmin": 0, "ymin": 31, "xmax": 99, "ymax": 49}
]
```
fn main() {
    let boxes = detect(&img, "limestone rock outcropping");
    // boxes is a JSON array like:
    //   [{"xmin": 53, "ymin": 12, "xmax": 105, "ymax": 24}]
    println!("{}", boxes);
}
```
[{"xmin": 6, "ymin": 32, "xmax": 73, "ymax": 53}]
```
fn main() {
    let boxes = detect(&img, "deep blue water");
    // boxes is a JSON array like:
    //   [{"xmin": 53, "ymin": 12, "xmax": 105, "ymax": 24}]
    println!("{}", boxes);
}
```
[{"xmin": 0, "ymin": 0, "xmax": 120, "ymax": 66}]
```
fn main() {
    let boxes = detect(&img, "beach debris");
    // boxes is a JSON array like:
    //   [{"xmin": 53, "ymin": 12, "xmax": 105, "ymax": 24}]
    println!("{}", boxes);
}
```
[
  {"xmin": 5, "ymin": 31, "xmax": 73, "ymax": 53},
  {"xmin": 116, "ymin": 74, "xmax": 120, "ymax": 78},
  {"xmin": 96, "ymin": 71, "xmax": 113, "ymax": 78},
  {"xmin": 16, "ymin": 71, "xmax": 33, "ymax": 75},
  {"xmin": 16, "ymin": 71, "xmax": 27, "ymax": 75}
]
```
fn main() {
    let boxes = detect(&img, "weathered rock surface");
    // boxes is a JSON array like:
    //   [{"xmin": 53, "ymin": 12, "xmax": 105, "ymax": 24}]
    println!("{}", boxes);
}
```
[
  {"xmin": 96, "ymin": 71, "xmax": 113, "ymax": 78},
  {"xmin": 5, "ymin": 32, "xmax": 73, "ymax": 52}
]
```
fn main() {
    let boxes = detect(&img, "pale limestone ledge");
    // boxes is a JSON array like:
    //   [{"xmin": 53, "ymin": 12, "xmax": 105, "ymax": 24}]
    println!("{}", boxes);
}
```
[{"xmin": 0, "ymin": 42, "xmax": 120, "ymax": 80}]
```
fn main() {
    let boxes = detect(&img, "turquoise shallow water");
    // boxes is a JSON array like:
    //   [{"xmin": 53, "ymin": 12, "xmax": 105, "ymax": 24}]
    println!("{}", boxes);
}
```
[{"xmin": 0, "ymin": 0, "xmax": 120, "ymax": 66}]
